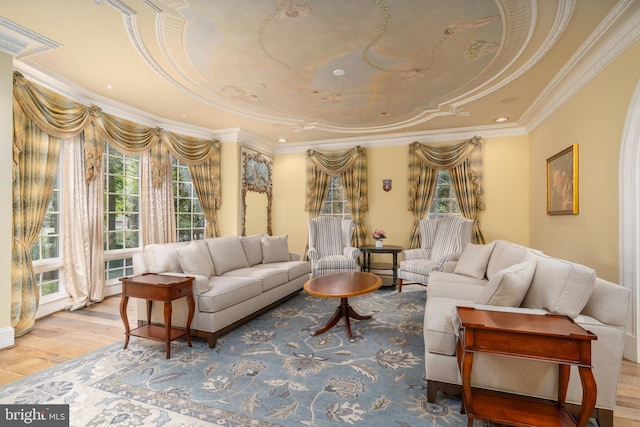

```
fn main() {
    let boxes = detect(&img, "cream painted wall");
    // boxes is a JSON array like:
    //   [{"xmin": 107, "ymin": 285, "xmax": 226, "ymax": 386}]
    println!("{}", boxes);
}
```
[
  {"xmin": 0, "ymin": 53, "xmax": 14, "ymax": 349},
  {"xmin": 272, "ymin": 138, "xmax": 530, "ymax": 261},
  {"xmin": 481, "ymin": 135, "xmax": 530, "ymax": 246},
  {"xmin": 272, "ymin": 152, "xmax": 309, "ymax": 257},
  {"xmin": 529, "ymin": 40, "xmax": 640, "ymax": 282},
  {"xmin": 217, "ymin": 142, "xmax": 241, "ymax": 236}
]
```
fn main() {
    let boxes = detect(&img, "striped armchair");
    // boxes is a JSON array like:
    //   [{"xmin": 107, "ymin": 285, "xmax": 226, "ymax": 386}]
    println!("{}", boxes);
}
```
[
  {"xmin": 397, "ymin": 216, "xmax": 473, "ymax": 291},
  {"xmin": 307, "ymin": 216, "xmax": 361, "ymax": 277}
]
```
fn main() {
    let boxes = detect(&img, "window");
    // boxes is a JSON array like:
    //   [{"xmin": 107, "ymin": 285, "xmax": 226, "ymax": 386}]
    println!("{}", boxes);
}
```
[
  {"xmin": 321, "ymin": 175, "xmax": 351, "ymax": 220},
  {"xmin": 428, "ymin": 170, "xmax": 460, "ymax": 219},
  {"xmin": 31, "ymin": 159, "xmax": 62, "ymax": 300},
  {"xmin": 103, "ymin": 144, "xmax": 140, "ymax": 281},
  {"xmin": 172, "ymin": 158, "xmax": 205, "ymax": 242}
]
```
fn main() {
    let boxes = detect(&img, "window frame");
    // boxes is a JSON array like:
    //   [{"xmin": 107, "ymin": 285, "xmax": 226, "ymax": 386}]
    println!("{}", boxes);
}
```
[
  {"xmin": 320, "ymin": 174, "xmax": 352, "ymax": 220},
  {"xmin": 427, "ymin": 169, "xmax": 461, "ymax": 220},
  {"xmin": 172, "ymin": 157, "xmax": 205, "ymax": 242},
  {"xmin": 103, "ymin": 143, "xmax": 141, "ymax": 285}
]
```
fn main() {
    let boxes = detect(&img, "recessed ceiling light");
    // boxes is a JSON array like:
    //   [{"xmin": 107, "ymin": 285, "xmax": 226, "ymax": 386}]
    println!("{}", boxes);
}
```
[
  {"xmin": 181, "ymin": 114, "xmax": 188, "ymax": 118},
  {"xmin": 277, "ymin": 138, "xmax": 287, "ymax": 143},
  {"xmin": 332, "ymin": 69, "xmax": 346, "ymax": 77},
  {"xmin": 105, "ymin": 84, "xmax": 113, "ymax": 90},
  {"xmin": 494, "ymin": 117, "xmax": 509, "ymax": 122}
]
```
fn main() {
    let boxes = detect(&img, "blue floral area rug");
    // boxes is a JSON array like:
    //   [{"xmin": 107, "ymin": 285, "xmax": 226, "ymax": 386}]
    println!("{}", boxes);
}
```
[{"xmin": 0, "ymin": 286, "xmax": 471, "ymax": 426}]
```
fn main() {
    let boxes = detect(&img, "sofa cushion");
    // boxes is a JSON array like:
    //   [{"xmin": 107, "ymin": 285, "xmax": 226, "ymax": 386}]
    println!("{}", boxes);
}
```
[
  {"xmin": 454, "ymin": 242, "xmax": 496, "ymax": 279},
  {"xmin": 176, "ymin": 240, "xmax": 215, "ymax": 278},
  {"xmin": 206, "ymin": 237, "xmax": 249, "ymax": 275},
  {"xmin": 521, "ymin": 252, "xmax": 596, "ymax": 318},
  {"xmin": 223, "ymin": 267, "xmax": 288, "ymax": 292},
  {"xmin": 252, "ymin": 260, "xmax": 310, "ymax": 281},
  {"xmin": 198, "ymin": 276, "xmax": 262, "ymax": 313},
  {"xmin": 261, "ymin": 235, "xmax": 290, "ymax": 263},
  {"xmin": 240, "ymin": 234, "xmax": 264, "ymax": 266},
  {"xmin": 399, "ymin": 258, "xmax": 441, "ymax": 275},
  {"xmin": 144, "ymin": 242, "xmax": 188, "ymax": 273},
  {"xmin": 475, "ymin": 260, "xmax": 536, "ymax": 307},
  {"xmin": 485, "ymin": 240, "xmax": 533, "ymax": 280},
  {"xmin": 425, "ymin": 297, "xmax": 473, "ymax": 355}
]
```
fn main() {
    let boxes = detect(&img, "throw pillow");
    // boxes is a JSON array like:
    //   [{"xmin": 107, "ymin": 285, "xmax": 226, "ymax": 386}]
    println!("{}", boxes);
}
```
[
  {"xmin": 144, "ymin": 242, "xmax": 188, "ymax": 273},
  {"xmin": 262, "ymin": 235, "xmax": 290, "ymax": 263},
  {"xmin": 520, "ymin": 252, "xmax": 596, "ymax": 318},
  {"xmin": 240, "ymin": 234, "xmax": 264, "ymax": 266},
  {"xmin": 475, "ymin": 260, "xmax": 537, "ymax": 307},
  {"xmin": 206, "ymin": 237, "xmax": 249, "ymax": 275},
  {"xmin": 454, "ymin": 242, "xmax": 496, "ymax": 279},
  {"xmin": 176, "ymin": 240, "xmax": 215, "ymax": 277}
]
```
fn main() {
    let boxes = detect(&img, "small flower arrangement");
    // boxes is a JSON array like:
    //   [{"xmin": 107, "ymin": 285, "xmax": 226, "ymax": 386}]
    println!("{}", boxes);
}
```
[{"xmin": 372, "ymin": 228, "xmax": 387, "ymax": 241}]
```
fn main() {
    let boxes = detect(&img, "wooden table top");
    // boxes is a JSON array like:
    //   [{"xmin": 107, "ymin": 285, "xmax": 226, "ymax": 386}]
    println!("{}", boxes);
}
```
[
  {"xmin": 304, "ymin": 272, "xmax": 382, "ymax": 298},
  {"xmin": 359, "ymin": 245, "xmax": 403, "ymax": 253},
  {"xmin": 456, "ymin": 307, "xmax": 596, "ymax": 340},
  {"xmin": 120, "ymin": 273, "xmax": 192, "ymax": 287}
]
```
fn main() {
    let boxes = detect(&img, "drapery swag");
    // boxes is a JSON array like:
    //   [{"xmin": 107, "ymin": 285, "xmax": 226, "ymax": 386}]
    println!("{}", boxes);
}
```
[
  {"xmin": 12, "ymin": 72, "xmax": 221, "ymax": 336},
  {"xmin": 407, "ymin": 137, "xmax": 485, "ymax": 248},
  {"xmin": 305, "ymin": 146, "xmax": 368, "ymax": 247}
]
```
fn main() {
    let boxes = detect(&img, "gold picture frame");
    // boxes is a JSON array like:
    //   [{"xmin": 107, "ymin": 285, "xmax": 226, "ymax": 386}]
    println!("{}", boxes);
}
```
[{"xmin": 546, "ymin": 144, "xmax": 578, "ymax": 215}]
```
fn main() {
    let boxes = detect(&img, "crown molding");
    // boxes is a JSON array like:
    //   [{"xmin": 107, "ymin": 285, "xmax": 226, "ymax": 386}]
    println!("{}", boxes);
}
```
[
  {"xmin": 272, "ymin": 124, "xmax": 528, "ymax": 154},
  {"xmin": 0, "ymin": 17, "xmax": 61, "ymax": 57},
  {"xmin": 520, "ymin": 0, "xmax": 640, "ymax": 131},
  {"xmin": 13, "ymin": 61, "xmax": 219, "ymax": 140}
]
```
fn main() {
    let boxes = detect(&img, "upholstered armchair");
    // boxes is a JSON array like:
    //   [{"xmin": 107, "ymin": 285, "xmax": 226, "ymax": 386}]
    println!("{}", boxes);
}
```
[
  {"xmin": 307, "ymin": 216, "xmax": 361, "ymax": 277},
  {"xmin": 397, "ymin": 216, "xmax": 473, "ymax": 291}
]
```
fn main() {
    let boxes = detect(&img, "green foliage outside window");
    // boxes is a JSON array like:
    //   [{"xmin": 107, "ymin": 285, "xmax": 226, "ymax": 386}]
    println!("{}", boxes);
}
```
[{"xmin": 429, "ymin": 170, "xmax": 460, "ymax": 219}]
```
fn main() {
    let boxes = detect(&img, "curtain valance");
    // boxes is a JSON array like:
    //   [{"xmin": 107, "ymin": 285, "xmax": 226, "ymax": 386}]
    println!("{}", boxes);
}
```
[
  {"xmin": 305, "ymin": 146, "xmax": 368, "ymax": 212},
  {"xmin": 305, "ymin": 145, "xmax": 368, "ymax": 247},
  {"xmin": 409, "ymin": 136, "xmax": 481, "ymax": 171},
  {"xmin": 407, "ymin": 137, "xmax": 485, "ymax": 246},
  {"xmin": 408, "ymin": 137, "xmax": 484, "ymax": 212},
  {"xmin": 13, "ymin": 72, "xmax": 220, "ymax": 187},
  {"xmin": 306, "ymin": 145, "xmax": 365, "ymax": 175}
]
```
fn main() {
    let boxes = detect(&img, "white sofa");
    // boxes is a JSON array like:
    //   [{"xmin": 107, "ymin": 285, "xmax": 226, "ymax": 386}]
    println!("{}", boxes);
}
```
[
  {"xmin": 132, "ymin": 234, "xmax": 310, "ymax": 348},
  {"xmin": 424, "ymin": 240, "xmax": 630, "ymax": 427}
]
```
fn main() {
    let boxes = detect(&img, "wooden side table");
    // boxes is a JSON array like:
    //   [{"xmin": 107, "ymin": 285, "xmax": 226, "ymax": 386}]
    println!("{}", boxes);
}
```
[
  {"xmin": 359, "ymin": 244, "xmax": 403, "ymax": 287},
  {"xmin": 456, "ymin": 306, "xmax": 597, "ymax": 427},
  {"xmin": 119, "ymin": 273, "xmax": 195, "ymax": 359}
]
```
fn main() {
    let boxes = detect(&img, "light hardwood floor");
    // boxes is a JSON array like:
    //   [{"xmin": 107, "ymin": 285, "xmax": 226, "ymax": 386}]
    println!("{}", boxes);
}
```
[{"xmin": 0, "ymin": 295, "xmax": 639, "ymax": 426}]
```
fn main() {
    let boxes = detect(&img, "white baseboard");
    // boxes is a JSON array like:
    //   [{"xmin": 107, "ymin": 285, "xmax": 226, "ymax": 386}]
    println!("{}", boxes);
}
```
[
  {"xmin": 624, "ymin": 333, "xmax": 638, "ymax": 363},
  {"xmin": 0, "ymin": 326, "xmax": 15, "ymax": 349}
]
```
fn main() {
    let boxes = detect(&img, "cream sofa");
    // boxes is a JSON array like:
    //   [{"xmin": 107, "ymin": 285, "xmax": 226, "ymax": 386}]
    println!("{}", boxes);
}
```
[
  {"xmin": 132, "ymin": 234, "xmax": 310, "ymax": 348},
  {"xmin": 424, "ymin": 240, "xmax": 630, "ymax": 427}
]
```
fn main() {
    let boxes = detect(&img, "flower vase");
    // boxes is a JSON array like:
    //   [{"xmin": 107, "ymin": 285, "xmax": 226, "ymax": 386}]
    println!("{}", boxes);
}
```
[{"xmin": 375, "ymin": 240, "xmax": 383, "ymax": 248}]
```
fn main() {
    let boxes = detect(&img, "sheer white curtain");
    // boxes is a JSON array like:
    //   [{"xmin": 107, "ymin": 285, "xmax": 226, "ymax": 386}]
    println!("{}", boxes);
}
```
[
  {"xmin": 140, "ymin": 150, "xmax": 176, "ymax": 245},
  {"xmin": 63, "ymin": 135, "xmax": 105, "ymax": 310}
]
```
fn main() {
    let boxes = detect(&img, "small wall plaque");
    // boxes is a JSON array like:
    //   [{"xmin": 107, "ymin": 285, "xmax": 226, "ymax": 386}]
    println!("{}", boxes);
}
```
[{"xmin": 383, "ymin": 179, "xmax": 392, "ymax": 192}]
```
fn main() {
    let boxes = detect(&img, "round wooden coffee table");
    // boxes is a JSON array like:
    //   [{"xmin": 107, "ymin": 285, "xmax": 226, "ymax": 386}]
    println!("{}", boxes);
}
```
[{"xmin": 303, "ymin": 271, "xmax": 382, "ymax": 342}]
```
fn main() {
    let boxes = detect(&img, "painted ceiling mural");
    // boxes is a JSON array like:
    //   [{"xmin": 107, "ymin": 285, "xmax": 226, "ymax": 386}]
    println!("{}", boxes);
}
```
[{"xmin": 154, "ymin": 0, "xmax": 531, "ymax": 133}]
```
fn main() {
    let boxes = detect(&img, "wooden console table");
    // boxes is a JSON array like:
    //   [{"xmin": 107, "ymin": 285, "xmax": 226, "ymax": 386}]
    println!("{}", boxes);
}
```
[
  {"xmin": 120, "ymin": 273, "xmax": 195, "ymax": 359},
  {"xmin": 456, "ymin": 306, "xmax": 597, "ymax": 427}
]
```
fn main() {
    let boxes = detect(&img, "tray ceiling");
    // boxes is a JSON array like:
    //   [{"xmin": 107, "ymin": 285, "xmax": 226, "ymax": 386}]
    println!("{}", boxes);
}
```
[{"xmin": 0, "ymin": 0, "xmax": 624, "ymax": 144}]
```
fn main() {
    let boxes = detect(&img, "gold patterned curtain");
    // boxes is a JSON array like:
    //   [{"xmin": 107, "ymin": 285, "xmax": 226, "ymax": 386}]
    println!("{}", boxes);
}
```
[
  {"xmin": 305, "ymin": 146, "xmax": 368, "ymax": 246},
  {"xmin": 407, "ymin": 149, "xmax": 438, "ymax": 249},
  {"xmin": 12, "ymin": 101, "xmax": 62, "ymax": 336},
  {"xmin": 188, "ymin": 157, "xmax": 222, "ymax": 238},
  {"xmin": 12, "ymin": 71, "xmax": 221, "ymax": 335},
  {"xmin": 408, "ymin": 137, "xmax": 485, "ymax": 247}
]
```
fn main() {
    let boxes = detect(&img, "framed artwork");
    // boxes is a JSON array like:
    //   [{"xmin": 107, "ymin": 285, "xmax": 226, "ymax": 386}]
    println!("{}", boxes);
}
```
[
  {"xmin": 546, "ymin": 144, "xmax": 578, "ymax": 215},
  {"xmin": 240, "ymin": 146, "xmax": 273, "ymax": 235}
]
